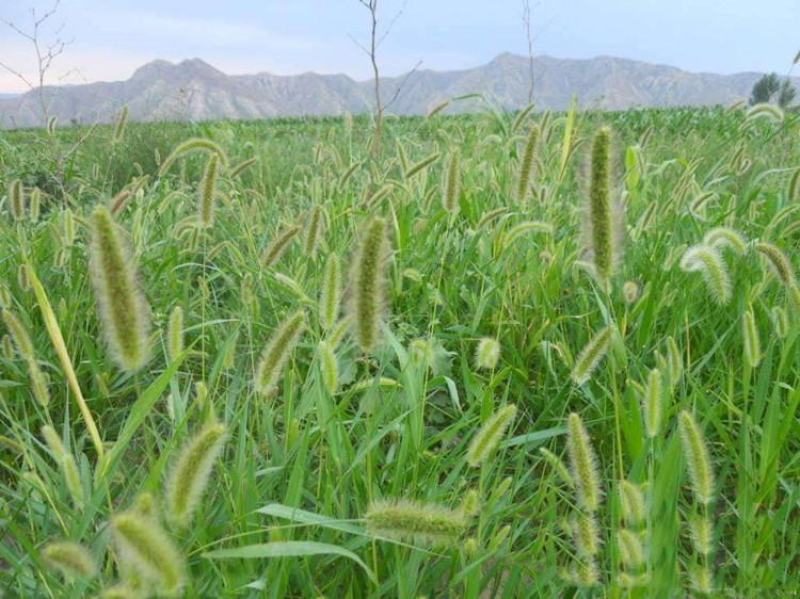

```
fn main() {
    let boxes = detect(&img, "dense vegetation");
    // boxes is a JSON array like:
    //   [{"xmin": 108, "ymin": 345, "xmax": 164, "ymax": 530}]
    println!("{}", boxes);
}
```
[{"xmin": 1, "ymin": 104, "xmax": 799, "ymax": 597}]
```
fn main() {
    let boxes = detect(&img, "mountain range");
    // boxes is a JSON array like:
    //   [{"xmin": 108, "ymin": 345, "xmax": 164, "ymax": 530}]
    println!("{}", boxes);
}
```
[{"xmin": 0, "ymin": 53, "xmax": 788, "ymax": 128}]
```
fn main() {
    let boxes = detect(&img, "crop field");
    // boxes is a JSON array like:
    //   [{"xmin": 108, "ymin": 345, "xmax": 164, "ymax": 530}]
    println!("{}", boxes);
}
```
[{"xmin": 1, "ymin": 104, "xmax": 799, "ymax": 597}]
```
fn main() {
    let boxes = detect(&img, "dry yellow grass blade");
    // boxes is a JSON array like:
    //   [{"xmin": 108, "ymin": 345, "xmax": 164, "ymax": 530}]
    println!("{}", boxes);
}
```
[{"xmin": 28, "ymin": 265, "xmax": 104, "ymax": 458}]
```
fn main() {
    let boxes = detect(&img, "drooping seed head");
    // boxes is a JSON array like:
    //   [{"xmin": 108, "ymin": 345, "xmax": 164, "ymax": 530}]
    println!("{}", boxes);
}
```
[
  {"xmin": 702, "ymin": 227, "xmax": 748, "ymax": 255},
  {"xmin": 111, "ymin": 510, "xmax": 186, "ymax": 595},
  {"xmin": 158, "ymin": 137, "xmax": 228, "ymax": 177},
  {"xmin": 261, "ymin": 224, "xmax": 302, "ymax": 268},
  {"xmin": 404, "ymin": 152, "xmax": 440, "ymax": 180},
  {"xmin": 88, "ymin": 205, "xmax": 152, "ymax": 371},
  {"xmin": 570, "ymin": 324, "xmax": 615, "ymax": 386},
  {"xmin": 539, "ymin": 447, "xmax": 574, "ymax": 487},
  {"xmin": 680, "ymin": 244, "xmax": 732, "ymax": 305},
  {"xmin": 678, "ymin": 410, "xmax": 715, "ymax": 505},
  {"xmin": 466, "ymin": 404, "xmax": 517, "ymax": 467},
  {"xmin": 254, "ymin": 310, "xmax": 306, "ymax": 395},
  {"xmin": 474, "ymin": 337, "xmax": 501, "ymax": 370},
  {"xmin": 349, "ymin": 217, "xmax": 389, "ymax": 353},
  {"xmin": 755, "ymin": 241, "xmax": 797, "ymax": 287},
  {"xmin": 365, "ymin": 498, "xmax": 469, "ymax": 546},
  {"xmin": 566, "ymin": 412, "xmax": 603, "ymax": 512},
  {"xmin": 165, "ymin": 421, "xmax": 227, "ymax": 528},
  {"xmin": 42, "ymin": 541, "xmax": 96, "ymax": 579}
]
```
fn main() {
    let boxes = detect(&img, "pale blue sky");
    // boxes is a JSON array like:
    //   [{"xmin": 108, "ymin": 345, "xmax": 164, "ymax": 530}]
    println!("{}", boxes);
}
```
[{"xmin": 0, "ymin": 0, "xmax": 797, "ymax": 92}]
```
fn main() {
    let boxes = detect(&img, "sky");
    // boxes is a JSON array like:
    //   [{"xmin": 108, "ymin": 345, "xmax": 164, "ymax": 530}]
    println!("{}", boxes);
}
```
[{"xmin": 0, "ymin": 0, "xmax": 797, "ymax": 93}]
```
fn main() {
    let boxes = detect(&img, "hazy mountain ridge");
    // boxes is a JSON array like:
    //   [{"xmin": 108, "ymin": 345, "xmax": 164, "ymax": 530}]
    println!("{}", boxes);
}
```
[{"xmin": 0, "ymin": 53, "xmax": 788, "ymax": 128}]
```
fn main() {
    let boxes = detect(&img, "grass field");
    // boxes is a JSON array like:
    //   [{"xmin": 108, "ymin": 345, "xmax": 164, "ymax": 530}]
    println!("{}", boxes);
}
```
[{"xmin": 1, "ymin": 104, "xmax": 799, "ymax": 598}]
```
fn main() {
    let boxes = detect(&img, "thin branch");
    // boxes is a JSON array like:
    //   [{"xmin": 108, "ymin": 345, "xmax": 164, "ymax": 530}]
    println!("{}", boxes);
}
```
[{"xmin": 384, "ymin": 59, "xmax": 422, "ymax": 111}]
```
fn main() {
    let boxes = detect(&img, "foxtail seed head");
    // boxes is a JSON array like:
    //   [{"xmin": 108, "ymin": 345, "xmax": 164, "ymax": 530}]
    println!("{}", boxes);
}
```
[
  {"xmin": 539, "ymin": 447, "xmax": 574, "ymax": 487},
  {"xmin": 9, "ymin": 179, "xmax": 24, "ymax": 220},
  {"xmin": 585, "ymin": 126, "xmax": 618, "ymax": 285},
  {"xmin": 442, "ymin": 150, "xmax": 462, "ymax": 214},
  {"xmin": 680, "ymin": 244, "xmax": 732, "ymax": 305},
  {"xmin": 165, "ymin": 422, "xmax": 227, "ymax": 528},
  {"xmin": 474, "ymin": 337, "xmax": 500, "ymax": 370},
  {"xmin": 198, "ymin": 153, "xmax": 220, "ymax": 228},
  {"xmin": 111, "ymin": 510, "xmax": 186, "ymax": 595},
  {"xmin": 572, "ymin": 513, "xmax": 601, "ymax": 557},
  {"xmin": 617, "ymin": 529, "xmax": 645, "ymax": 569},
  {"xmin": 2, "ymin": 309, "xmax": 34, "ymax": 359},
  {"xmin": 304, "ymin": 205, "xmax": 324, "ymax": 258},
  {"xmin": 319, "ymin": 253, "xmax": 341, "ymax": 331},
  {"xmin": 467, "ymin": 404, "xmax": 517, "ymax": 467},
  {"xmin": 42, "ymin": 541, "xmax": 96, "ymax": 579},
  {"xmin": 755, "ymin": 241, "xmax": 797, "ymax": 287},
  {"xmin": 365, "ymin": 498, "xmax": 469, "ymax": 546},
  {"xmin": 570, "ymin": 324, "xmax": 615, "ymax": 386},
  {"xmin": 516, "ymin": 124, "xmax": 540, "ymax": 204},
  {"xmin": 88, "ymin": 206, "xmax": 151, "ymax": 371},
  {"xmin": 678, "ymin": 411, "xmax": 715, "ymax": 505},
  {"xmin": 703, "ymin": 227, "xmax": 748, "ymax": 255},
  {"xmin": 688, "ymin": 514, "xmax": 714, "ymax": 556},
  {"xmin": 317, "ymin": 340, "xmax": 338, "ymax": 394},
  {"xmin": 166, "ymin": 306, "xmax": 184, "ymax": 362},
  {"xmin": 349, "ymin": 217, "xmax": 389, "ymax": 353},
  {"xmin": 566, "ymin": 413, "xmax": 603, "ymax": 513},
  {"xmin": 618, "ymin": 480, "xmax": 646, "ymax": 526},
  {"xmin": 742, "ymin": 306, "xmax": 761, "ymax": 368},
  {"xmin": 261, "ymin": 224, "xmax": 301, "ymax": 268},
  {"xmin": 158, "ymin": 137, "xmax": 228, "ymax": 177},
  {"xmin": 255, "ymin": 310, "xmax": 306, "ymax": 395},
  {"xmin": 113, "ymin": 106, "xmax": 129, "ymax": 144}
]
